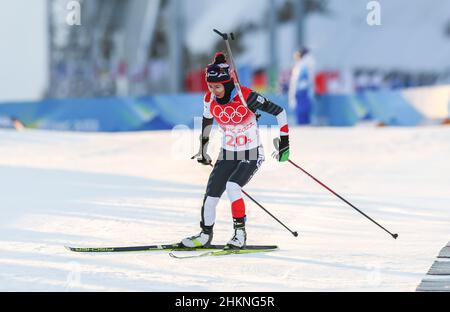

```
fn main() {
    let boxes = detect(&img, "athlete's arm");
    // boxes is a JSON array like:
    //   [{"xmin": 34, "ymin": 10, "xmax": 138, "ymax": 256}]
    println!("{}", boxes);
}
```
[
  {"xmin": 201, "ymin": 92, "xmax": 215, "ymax": 140},
  {"xmin": 246, "ymin": 91, "xmax": 290, "ymax": 162},
  {"xmin": 201, "ymin": 117, "xmax": 213, "ymax": 139},
  {"xmin": 192, "ymin": 94, "xmax": 214, "ymax": 165}
]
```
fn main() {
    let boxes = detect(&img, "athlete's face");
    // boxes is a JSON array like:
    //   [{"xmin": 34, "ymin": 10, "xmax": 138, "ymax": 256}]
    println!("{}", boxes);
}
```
[{"xmin": 207, "ymin": 83, "xmax": 225, "ymax": 98}]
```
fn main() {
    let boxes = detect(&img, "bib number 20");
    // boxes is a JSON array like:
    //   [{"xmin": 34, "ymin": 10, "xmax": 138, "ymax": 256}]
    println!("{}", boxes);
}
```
[{"xmin": 226, "ymin": 134, "xmax": 250, "ymax": 147}]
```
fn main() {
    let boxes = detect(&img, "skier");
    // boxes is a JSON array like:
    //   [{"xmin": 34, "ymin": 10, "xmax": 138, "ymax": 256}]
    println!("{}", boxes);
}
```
[
  {"xmin": 181, "ymin": 53, "xmax": 290, "ymax": 249},
  {"xmin": 288, "ymin": 47, "xmax": 316, "ymax": 124}
]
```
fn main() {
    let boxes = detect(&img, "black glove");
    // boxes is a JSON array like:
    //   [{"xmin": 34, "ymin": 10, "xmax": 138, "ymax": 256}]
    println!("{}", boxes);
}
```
[
  {"xmin": 272, "ymin": 136, "xmax": 290, "ymax": 162},
  {"xmin": 278, "ymin": 135, "xmax": 290, "ymax": 162},
  {"xmin": 191, "ymin": 136, "xmax": 212, "ymax": 165}
]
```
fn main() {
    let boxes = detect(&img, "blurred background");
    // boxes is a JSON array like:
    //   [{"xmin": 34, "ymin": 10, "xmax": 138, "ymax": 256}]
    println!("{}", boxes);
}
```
[{"xmin": 0, "ymin": 0, "xmax": 449, "ymax": 130}]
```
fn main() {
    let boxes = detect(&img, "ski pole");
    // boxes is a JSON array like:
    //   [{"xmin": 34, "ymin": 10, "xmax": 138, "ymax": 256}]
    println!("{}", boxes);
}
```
[
  {"xmin": 213, "ymin": 29, "xmax": 248, "ymax": 108},
  {"xmin": 205, "ymin": 163, "xmax": 298, "ymax": 237},
  {"xmin": 241, "ymin": 187, "xmax": 299, "ymax": 237},
  {"xmin": 287, "ymin": 159, "xmax": 398, "ymax": 240}
]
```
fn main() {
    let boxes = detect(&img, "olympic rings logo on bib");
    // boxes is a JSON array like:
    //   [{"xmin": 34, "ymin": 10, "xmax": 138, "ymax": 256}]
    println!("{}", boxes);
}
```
[{"xmin": 212, "ymin": 105, "xmax": 248, "ymax": 124}]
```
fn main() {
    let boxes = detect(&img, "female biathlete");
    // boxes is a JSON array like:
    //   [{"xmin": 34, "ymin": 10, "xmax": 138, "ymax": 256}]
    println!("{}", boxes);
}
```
[{"xmin": 181, "ymin": 53, "xmax": 290, "ymax": 249}]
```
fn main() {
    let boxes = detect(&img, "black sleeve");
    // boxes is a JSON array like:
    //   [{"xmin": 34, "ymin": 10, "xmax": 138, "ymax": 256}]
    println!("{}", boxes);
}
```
[
  {"xmin": 246, "ymin": 91, "xmax": 284, "ymax": 116},
  {"xmin": 201, "ymin": 116, "xmax": 214, "ymax": 139}
]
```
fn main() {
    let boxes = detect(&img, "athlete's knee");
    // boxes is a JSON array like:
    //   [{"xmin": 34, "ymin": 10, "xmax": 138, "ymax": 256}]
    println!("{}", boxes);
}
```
[
  {"xmin": 206, "ymin": 181, "xmax": 227, "ymax": 198},
  {"xmin": 226, "ymin": 181, "xmax": 242, "ymax": 202}
]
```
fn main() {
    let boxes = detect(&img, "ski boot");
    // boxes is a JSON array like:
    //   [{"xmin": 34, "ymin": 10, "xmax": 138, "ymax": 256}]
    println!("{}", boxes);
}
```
[
  {"xmin": 181, "ymin": 222, "xmax": 213, "ymax": 248},
  {"xmin": 226, "ymin": 216, "xmax": 247, "ymax": 249}
]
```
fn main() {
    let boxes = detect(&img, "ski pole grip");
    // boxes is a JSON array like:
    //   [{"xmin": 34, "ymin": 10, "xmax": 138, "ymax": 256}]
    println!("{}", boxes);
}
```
[{"xmin": 213, "ymin": 29, "xmax": 228, "ymax": 40}]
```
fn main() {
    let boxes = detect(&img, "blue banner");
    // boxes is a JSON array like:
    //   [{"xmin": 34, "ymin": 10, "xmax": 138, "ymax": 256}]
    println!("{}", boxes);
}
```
[{"xmin": 0, "ymin": 86, "xmax": 447, "ymax": 132}]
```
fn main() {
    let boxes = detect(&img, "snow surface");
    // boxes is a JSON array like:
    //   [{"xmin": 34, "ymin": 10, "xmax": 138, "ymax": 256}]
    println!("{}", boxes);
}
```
[{"xmin": 1, "ymin": 126, "xmax": 450, "ymax": 291}]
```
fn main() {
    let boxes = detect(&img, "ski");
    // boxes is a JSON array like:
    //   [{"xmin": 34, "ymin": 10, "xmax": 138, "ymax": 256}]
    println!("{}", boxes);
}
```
[
  {"xmin": 169, "ymin": 246, "xmax": 278, "ymax": 259},
  {"xmin": 65, "ymin": 243, "xmax": 225, "ymax": 253},
  {"xmin": 64, "ymin": 243, "xmax": 277, "ymax": 253}
]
